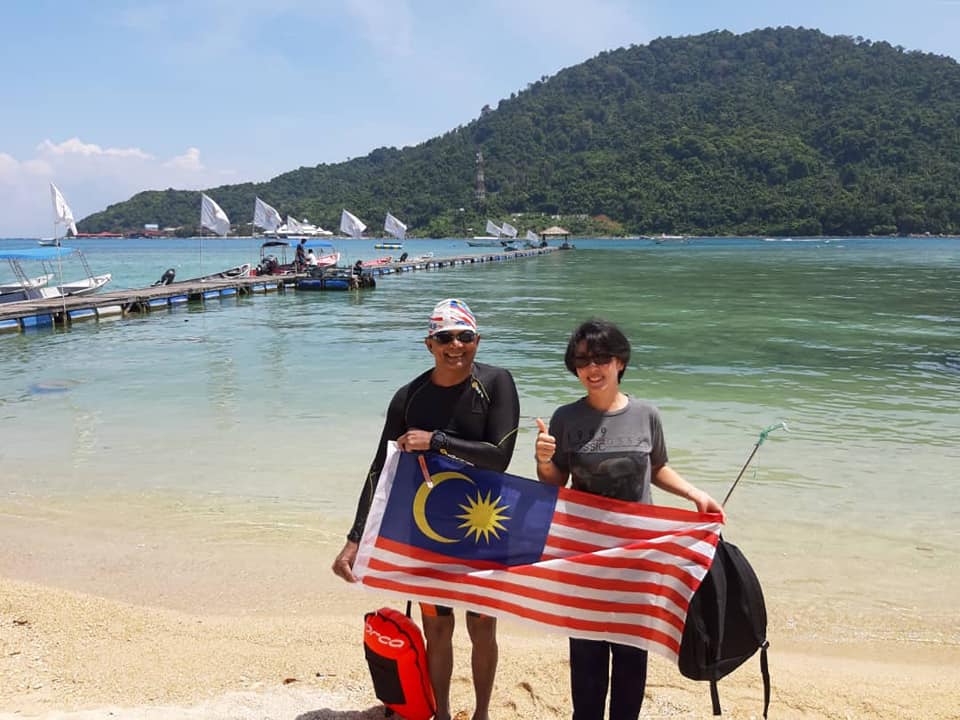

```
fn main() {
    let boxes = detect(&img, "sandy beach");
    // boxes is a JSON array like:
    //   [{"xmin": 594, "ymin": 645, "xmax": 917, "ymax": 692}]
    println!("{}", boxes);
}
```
[{"xmin": 2, "ymin": 501, "xmax": 959, "ymax": 720}]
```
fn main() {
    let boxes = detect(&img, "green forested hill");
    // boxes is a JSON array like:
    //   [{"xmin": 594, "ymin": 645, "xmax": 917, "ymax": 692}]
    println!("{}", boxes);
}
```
[{"xmin": 81, "ymin": 27, "xmax": 960, "ymax": 237}]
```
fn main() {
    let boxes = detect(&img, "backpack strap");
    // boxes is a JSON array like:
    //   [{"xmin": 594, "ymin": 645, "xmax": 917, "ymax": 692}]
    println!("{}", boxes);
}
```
[
  {"xmin": 760, "ymin": 640, "xmax": 770, "ymax": 719},
  {"xmin": 707, "ymin": 640, "xmax": 771, "ymax": 718},
  {"xmin": 384, "ymin": 602, "xmax": 415, "ymax": 718}
]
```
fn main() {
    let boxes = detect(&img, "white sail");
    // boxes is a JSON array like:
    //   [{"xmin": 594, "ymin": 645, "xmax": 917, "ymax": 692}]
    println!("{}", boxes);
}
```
[
  {"xmin": 200, "ymin": 194, "xmax": 230, "ymax": 236},
  {"xmin": 253, "ymin": 197, "xmax": 282, "ymax": 232},
  {"xmin": 340, "ymin": 209, "xmax": 367, "ymax": 238},
  {"xmin": 286, "ymin": 215, "xmax": 305, "ymax": 234},
  {"xmin": 50, "ymin": 183, "xmax": 78, "ymax": 237},
  {"xmin": 526, "ymin": 230, "xmax": 539, "ymax": 243},
  {"xmin": 501, "ymin": 222, "xmax": 518, "ymax": 239},
  {"xmin": 485, "ymin": 219, "xmax": 502, "ymax": 237},
  {"xmin": 384, "ymin": 212, "xmax": 407, "ymax": 241}
]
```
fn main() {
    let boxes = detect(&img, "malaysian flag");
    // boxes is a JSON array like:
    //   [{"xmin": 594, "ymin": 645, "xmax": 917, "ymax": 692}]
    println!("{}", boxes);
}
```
[{"xmin": 354, "ymin": 444, "xmax": 723, "ymax": 661}]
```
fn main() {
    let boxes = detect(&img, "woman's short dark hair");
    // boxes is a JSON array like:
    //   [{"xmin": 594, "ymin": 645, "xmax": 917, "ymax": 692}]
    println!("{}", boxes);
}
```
[{"xmin": 564, "ymin": 318, "xmax": 631, "ymax": 382}]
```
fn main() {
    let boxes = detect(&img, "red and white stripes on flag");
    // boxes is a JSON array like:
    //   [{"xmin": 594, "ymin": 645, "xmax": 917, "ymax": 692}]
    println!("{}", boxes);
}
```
[{"xmin": 354, "ymin": 443, "xmax": 723, "ymax": 662}]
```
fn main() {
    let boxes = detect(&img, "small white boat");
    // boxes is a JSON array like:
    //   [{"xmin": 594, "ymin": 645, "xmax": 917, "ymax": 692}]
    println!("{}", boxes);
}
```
[
  {"xmin": 0, "ymin": 273, "xmax": 53, "ymax": 293},
  {"xmin": 0, "ymin": 246, "xmax": 112, "ymax": 304},
  {"xmin": 175, "ymin": 263, "xmax": 253, "ymax": 284},
  {"xmin": 41, "ymin": 273, "xmax": 112, "ymax": 297},
  {"xmin": 654, "ymin": 233, "xmax": 686, "ymax": 244}
]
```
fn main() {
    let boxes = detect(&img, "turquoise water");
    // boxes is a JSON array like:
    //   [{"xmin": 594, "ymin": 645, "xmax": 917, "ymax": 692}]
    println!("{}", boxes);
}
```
[{"xmin": 1, "ymin": 236, "xmax": 958, "ymax": 618}]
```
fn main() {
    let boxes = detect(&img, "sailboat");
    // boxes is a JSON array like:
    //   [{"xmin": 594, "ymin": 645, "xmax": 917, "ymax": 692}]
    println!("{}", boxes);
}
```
[
  {"xmin": 499, "ymin": 221, "xmax": 519, "ymax": 249},
  {"xmin": 376, "ymin": 212, "xmax": 407, "ymax": 249},
  {"xmin": 1, "ymin": 185, "xmax": 112, "ymax": 304},
  {"xmin": 253, "ymin": 197, "xmax": 282, "ymax": 236},
  {"xmin": 468, "ymin": 219, "xmax": 503, "ymax": 246},
  {"xmin": 0, "ymin": 184, "xmax": 112, "ymax": 303},
  {"xmin": 340, "ymin": 209, "xmax": 367, "ymax": 239}
]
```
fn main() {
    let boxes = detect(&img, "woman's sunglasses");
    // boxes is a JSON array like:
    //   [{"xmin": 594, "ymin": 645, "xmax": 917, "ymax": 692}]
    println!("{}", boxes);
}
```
[
  {"xmin": 573, "ymin": 353, "xmax": 614, "ymax": 368},
  {"xmin": 431, "ymin": 330, "xmax": 478, "ymax": 345}
]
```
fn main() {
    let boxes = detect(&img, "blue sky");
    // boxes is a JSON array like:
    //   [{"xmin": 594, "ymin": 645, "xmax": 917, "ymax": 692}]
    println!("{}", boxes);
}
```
[{"xmin": 2, "ymin": 0, "xmax": 959, "ymax": 237}]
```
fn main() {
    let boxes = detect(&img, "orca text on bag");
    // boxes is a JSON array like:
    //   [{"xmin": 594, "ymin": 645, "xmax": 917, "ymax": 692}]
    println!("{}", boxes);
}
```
[{"xmin": 363, "ymin": 606, "xmax": 436, "ymax": 720}]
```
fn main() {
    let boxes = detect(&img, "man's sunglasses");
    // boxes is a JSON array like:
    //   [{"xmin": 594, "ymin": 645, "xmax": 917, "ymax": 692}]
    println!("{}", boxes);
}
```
[
  {"xmin": 573, "ymin": 353, "xmax": 614, "ymax": 368},
  {"xmin": 431, "ymin": 330, "xmax": 478, "ymax": 345}
]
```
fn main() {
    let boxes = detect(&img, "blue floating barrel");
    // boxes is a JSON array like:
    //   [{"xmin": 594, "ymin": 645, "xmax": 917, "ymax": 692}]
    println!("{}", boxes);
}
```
[
  {"xmin": 67, "ymin": 307, "xmax": 97, "ymax": 322},
  {"xmin": 21, "ymin": 314, "xmax": 53, "ymax": 329}
]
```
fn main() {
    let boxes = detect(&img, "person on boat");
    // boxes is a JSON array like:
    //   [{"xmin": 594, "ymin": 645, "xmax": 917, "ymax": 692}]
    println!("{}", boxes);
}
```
[
  {"xmin": 332, "ymin": 298, "xmax": 520, "ymax": 720},
  {"xmin": 533, "ymin": 318, "xmax": 724, "ymax": 720},
  {"xmin": 352, "ymin": 259, "xmax": 364, "ymax": 276},
  {"xmin": 305, "ymin": 248, "xmax": 318, "ymax": 267},
  {"xmin": 295, "ymin": 238, "xmax": 307, "ymax": 271}
]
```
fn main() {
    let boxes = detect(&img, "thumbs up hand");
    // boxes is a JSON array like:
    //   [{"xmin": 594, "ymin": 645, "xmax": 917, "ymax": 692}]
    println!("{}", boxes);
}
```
[{"xmin": 534, "ymin": 417, "xmax": 556, "ymax": 466}]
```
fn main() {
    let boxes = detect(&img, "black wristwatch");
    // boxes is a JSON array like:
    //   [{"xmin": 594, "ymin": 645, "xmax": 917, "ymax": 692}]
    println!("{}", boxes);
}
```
[{"xmin": 430, "ymin": 430, "xmax": 448, "ymax": 453}]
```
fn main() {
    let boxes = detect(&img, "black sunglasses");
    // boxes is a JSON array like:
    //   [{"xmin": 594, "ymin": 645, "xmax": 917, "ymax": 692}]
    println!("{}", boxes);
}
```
[
  {"xmin": 431, "ymin": 330, "xmax": 477, "ymax": 344},
  {"xmin": 573, "ymin": 353, "xmax": 614, "ymax": 369}
]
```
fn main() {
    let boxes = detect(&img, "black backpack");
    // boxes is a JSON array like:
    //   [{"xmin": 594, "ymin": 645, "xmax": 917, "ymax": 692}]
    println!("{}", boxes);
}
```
[{"xmin": 678, "ymin": 538, "xmax": 771, "ymax": 718}]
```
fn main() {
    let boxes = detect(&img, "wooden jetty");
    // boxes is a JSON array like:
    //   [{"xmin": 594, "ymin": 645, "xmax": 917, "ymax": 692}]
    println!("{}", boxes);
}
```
[{"xmin": 0, "ymin": 246, "xmax": 555, "ymax": 334}]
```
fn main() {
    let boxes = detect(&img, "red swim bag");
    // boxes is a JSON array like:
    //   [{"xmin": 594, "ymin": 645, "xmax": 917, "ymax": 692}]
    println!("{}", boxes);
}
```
[{"xmin": 363, "ymin": 607, "xmax": 436, "ymax": 720}]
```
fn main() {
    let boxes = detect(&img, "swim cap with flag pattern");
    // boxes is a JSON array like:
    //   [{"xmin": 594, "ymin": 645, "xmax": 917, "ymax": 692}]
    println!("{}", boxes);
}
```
[{"xmin": 428, "ymin": 298, "xmax": 477, "ymax": 337}]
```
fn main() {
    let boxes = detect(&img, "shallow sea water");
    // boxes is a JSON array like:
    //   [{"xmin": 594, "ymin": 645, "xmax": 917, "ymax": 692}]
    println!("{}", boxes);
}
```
[{"xmin": 1, "ymin": 235, "xmax": 958, "ymax": 626}]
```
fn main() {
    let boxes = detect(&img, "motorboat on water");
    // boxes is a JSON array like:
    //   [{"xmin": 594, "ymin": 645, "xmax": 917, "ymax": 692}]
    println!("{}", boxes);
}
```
[
  {"xmin": 152, "ymin": 263, "xmax": 253, "ymax": 286},
  {"xmin": 0, "ymin": 273, "xmax": 54, "ymax": 293},
  {"xmin": 0, "ymin": 246, "xmax": 112, "ymax": 304},
  {"xmin": 361, "ymin": 256, "xmax": 394, "ymax": 268},
  {"xmin": 253, "ymin": 239, "xmax": 340, "ymax": 275}
]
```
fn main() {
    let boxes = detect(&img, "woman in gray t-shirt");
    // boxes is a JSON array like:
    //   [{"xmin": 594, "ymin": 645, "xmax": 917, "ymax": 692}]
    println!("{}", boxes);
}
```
[{"xmin": 534, "ymin": 318, "xmax": 723, "ymax": 720}]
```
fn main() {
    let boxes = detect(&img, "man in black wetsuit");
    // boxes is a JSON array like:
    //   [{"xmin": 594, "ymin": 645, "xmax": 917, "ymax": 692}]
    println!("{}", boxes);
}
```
[
  {"xmin": 332, "ymin": 298, "xmax": 520, "ymax": 720},
  {"xmin": 295, "ymin": 238, "xmax": 307, "ymax": 272}
]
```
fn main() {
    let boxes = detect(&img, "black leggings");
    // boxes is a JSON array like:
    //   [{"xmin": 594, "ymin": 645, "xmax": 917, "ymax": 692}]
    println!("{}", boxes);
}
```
[{"xmin": 569, "ymin": 638, "xmax": 648, "ymax": 720}]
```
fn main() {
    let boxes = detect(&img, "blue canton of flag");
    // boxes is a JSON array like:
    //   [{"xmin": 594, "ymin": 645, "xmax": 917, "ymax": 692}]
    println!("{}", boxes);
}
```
[{"xmin": 377, "ymin": 451, "xmax": 558, "ymax": 565}]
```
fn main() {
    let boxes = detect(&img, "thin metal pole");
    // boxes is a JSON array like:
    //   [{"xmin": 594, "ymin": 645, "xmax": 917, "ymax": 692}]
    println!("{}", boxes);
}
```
[{"xmin": 722, "ymin": 422, "xmax": 788, "ymax": 507}]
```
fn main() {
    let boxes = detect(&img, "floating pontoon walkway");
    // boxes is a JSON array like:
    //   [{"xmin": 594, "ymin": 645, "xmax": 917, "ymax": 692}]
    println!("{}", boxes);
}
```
[{"xmin": 0, "ymin": 246, "xmax": 555, "ymax": 333}]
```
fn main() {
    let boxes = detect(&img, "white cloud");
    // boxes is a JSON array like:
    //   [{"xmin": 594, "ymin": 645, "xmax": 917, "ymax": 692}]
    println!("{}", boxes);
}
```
[
  {"xmin": 23, "ymin": 159, "xmax": 53, "ymax": 177},
  {"xmin": 38, "ymin": 138, "xmax": 153, "ymax": 160},
  {"xmin": 0, "ymin": 138, "xmax": 234, "ymax": 238},
  {"xmin": 0, "ymin": 153, "xmax": 20, "ymax": 180},
  {"xmin": 164, "ymin": 147, "xmax": 204, "ymax": 171}
]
